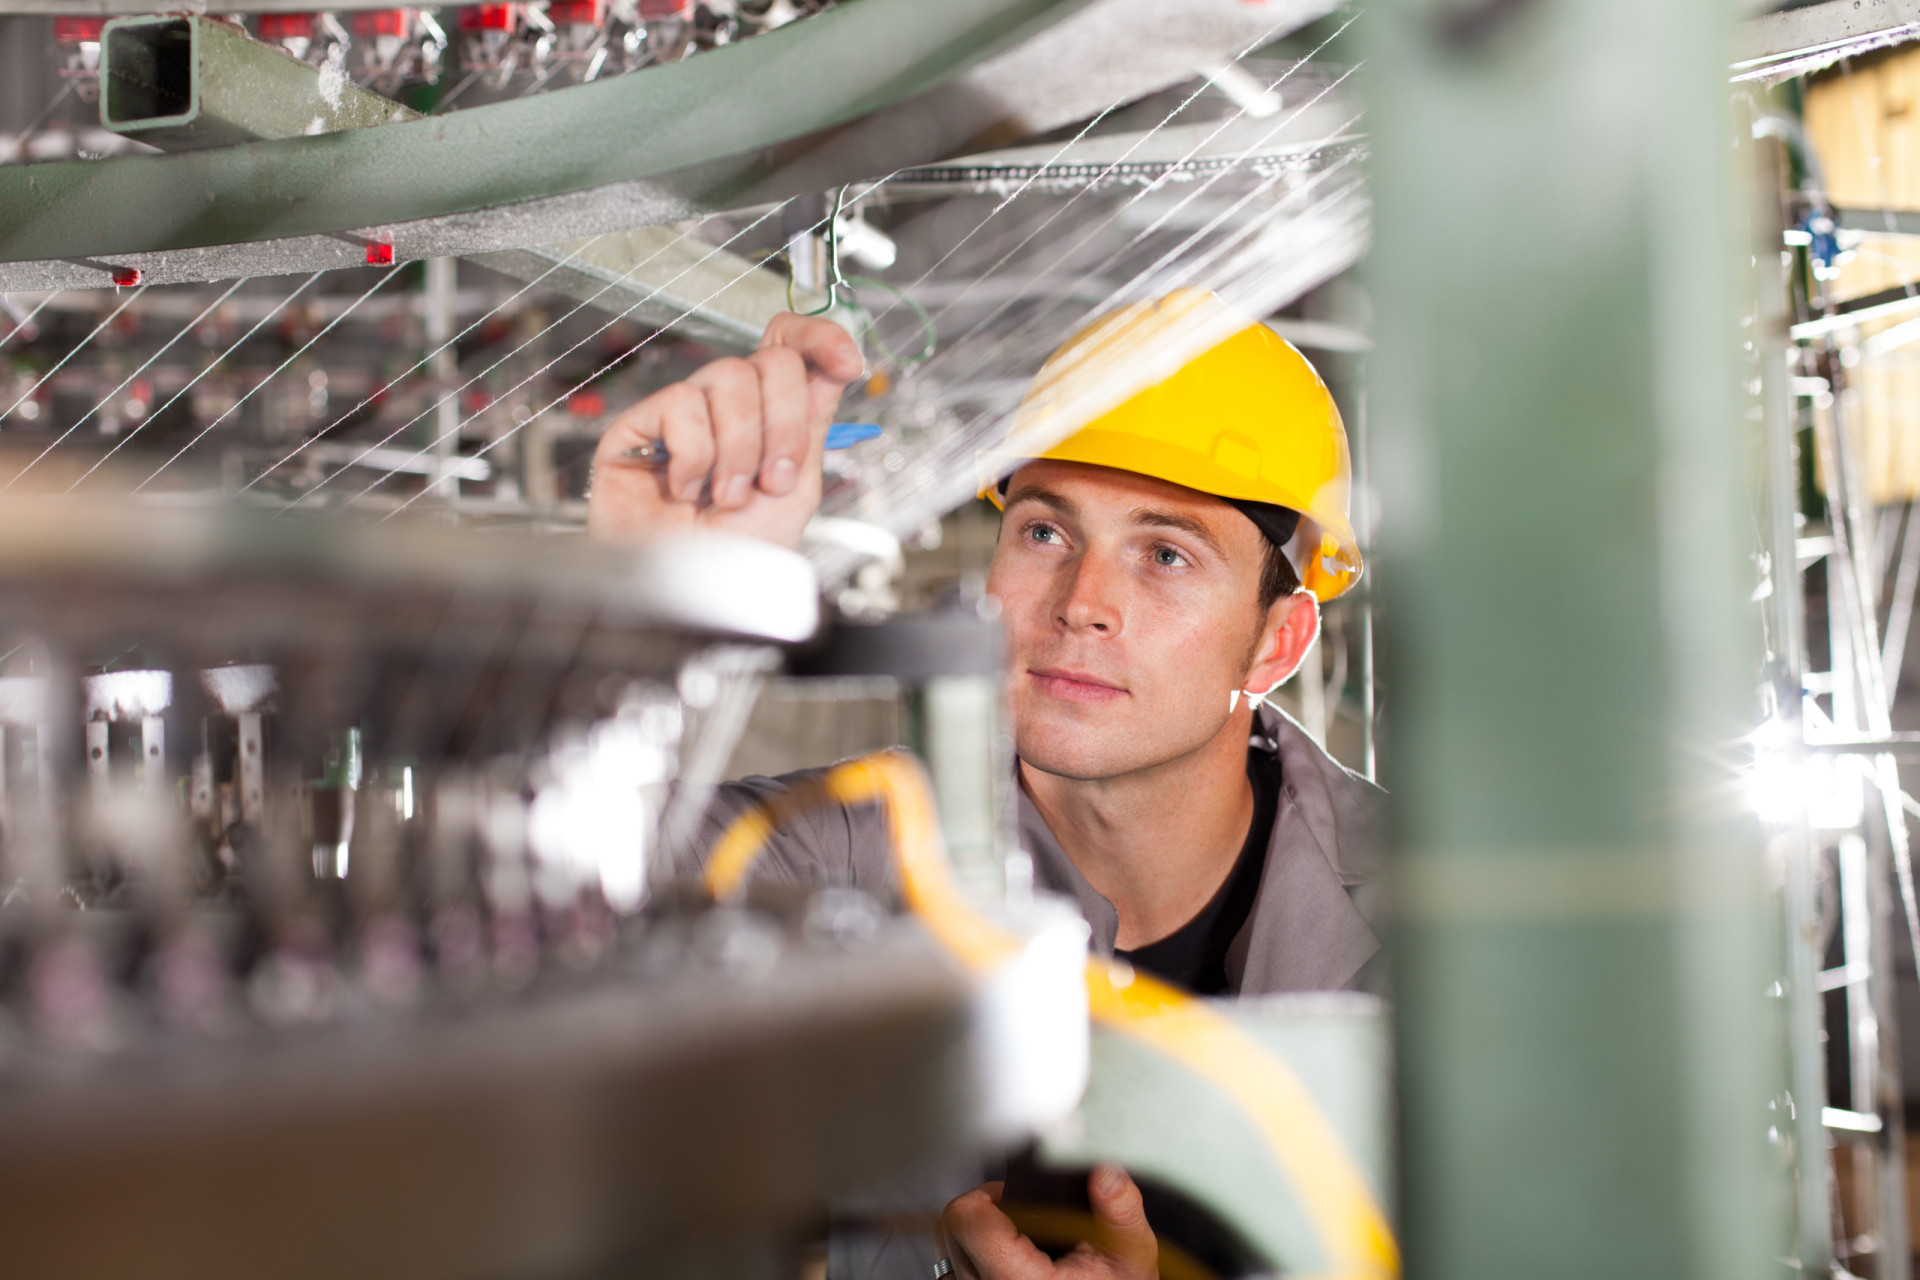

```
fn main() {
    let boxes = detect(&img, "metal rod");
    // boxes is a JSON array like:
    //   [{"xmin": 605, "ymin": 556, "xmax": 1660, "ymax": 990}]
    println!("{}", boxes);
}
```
[
  {"xmin": 1755, "ymin": 120, "xmax": 1835, "ymax": 1275},
  {"xmin": 1351, "ymin": 363, "xmax": 1376, "ymax": 781},
  {"xmin": 1809, "ymin": 733, "xmax": 1920, "ymax": 754},
  {"xmin": 426, "ymin": 257, "xmax": 460, "ymax": 504}
]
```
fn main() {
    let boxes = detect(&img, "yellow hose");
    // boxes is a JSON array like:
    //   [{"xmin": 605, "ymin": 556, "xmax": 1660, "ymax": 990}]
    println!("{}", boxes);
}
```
[{"xmin": 699, "ymin": 750, "xmax": 1400, "ymax": 1280}]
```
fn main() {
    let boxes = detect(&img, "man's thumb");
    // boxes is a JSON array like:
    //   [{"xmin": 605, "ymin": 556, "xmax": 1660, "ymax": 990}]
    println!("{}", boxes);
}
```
[{"xmin": 1088, "ymin": 1165, "xmax": 1158, "ymax": 1276}]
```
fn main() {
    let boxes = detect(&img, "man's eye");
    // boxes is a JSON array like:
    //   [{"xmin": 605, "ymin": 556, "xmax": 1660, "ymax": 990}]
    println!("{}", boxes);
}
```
[
  {"xmin": 1029, "ymin": 524, "xmax": 1059, "ymax": 544},
  {"xmin": 1153, "ymin": 547, "xmax": 1186, "ymax": 567}
]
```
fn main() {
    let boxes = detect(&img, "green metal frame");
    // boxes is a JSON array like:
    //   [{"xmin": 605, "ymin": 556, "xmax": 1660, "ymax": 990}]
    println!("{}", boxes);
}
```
[
  {"xmin": 0, "ymin": 0, "xmax": 1086, "ymax": 265},
  {"xmin": 1369, "ymin": 1, "xmax": 1780, "ymax": 1277}
]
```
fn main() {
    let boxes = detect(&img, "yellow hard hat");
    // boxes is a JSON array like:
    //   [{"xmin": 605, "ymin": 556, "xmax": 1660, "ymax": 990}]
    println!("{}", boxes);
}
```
[{"xmin": 980, "ymin": 289, "xmax": 1362, "ymax": 602}]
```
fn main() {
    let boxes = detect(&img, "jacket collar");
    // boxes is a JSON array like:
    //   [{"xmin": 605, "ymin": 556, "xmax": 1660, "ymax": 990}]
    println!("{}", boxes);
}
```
[{"xmin": 1014, "ymin": 705, "xmax": 1383, "ymax": 995}]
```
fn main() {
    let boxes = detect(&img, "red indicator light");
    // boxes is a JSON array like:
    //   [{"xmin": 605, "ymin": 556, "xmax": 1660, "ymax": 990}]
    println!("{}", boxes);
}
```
[
  {"xmin": 111, "ymin": 266, "xmax": 142, "ymax": 288},
  {"xmin": 459, "ymin": 5, "xmax": 521, "ymax": 32},
  {"xmin": 52, "ymin": 16, "xmax": 106, "ymax": 43},
  {"xmin": 365, "ymin": 243, "xmax": 396, "ymax": 267},
  {"xmin": 351, "ymin": 8, "xmax": 414, "ymax": 38},
  {"xmin": 256, "ymin": 12, "xmax": 319, "ymax": 41},
  {"xmin": 548, "ymin": 0, "xmax": 605, "ymax": 24}
]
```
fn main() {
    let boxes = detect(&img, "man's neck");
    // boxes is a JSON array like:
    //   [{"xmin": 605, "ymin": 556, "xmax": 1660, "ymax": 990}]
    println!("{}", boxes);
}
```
[{"xmin": 1020, "ymin": 710, "xmax": 1258, "ymax": 950}]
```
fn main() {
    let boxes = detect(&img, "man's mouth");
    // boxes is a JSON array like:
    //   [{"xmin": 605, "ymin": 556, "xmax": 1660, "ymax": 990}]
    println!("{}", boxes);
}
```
[{"xmin": 1026, "ymin": 667, "xmax": 1128, "ymax": 703}]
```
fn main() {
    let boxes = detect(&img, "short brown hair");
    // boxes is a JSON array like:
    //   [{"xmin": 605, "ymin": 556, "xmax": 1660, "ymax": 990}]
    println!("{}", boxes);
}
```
[{"xmin": 1258, "ymin": 540, "xmax": 1302, "ymax": 611}]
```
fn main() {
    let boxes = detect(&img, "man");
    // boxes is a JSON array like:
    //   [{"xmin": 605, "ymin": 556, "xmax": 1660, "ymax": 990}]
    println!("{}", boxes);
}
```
[{"xmin": 589, "ymin": 290, "xmax": 1381, "ymax": 1280}]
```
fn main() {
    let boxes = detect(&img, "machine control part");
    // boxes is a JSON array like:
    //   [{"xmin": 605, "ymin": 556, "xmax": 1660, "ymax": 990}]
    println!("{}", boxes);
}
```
[
  {"xmin": 82, "ymin": 669, "xmax": 172, "ymax": 723},
  {"xmin": 52, "ymin": 15, "xmax": 107, "ymax": 102},
  {"xmin": 349, "ymin": 7, "xmax": 446, "ymax": 89},
  {"xmin": 82, "ymin": 669, "xmax": 175, "ymax": 795},
  {"xmin": 199, "ymin": 663, "xmax": 277, "ymax": 716}
]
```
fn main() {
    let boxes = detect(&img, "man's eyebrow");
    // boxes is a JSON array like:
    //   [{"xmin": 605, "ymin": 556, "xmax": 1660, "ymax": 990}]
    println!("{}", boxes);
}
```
[
  {"xmin": 1002, "ymin": 486, "xmax": 1079, "ymax": 519},
  {"xmin": 1132, "ymin": 507, "xmax": 1227, "ymax": 558}
]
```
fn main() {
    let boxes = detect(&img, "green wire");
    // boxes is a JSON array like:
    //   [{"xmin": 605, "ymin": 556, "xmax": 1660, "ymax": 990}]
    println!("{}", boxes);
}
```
[
  {"xmin": 785, "ymin": 191, "xmax": 938, "ymax": 376},
  {"xmin": 846, "ymin": 275, "xmax": 937, "ymax": 374}
]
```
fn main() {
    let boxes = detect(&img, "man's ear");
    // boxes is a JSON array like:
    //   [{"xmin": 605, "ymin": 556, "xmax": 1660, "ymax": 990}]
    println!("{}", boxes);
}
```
[{"xmin": 1242, "ymin": 591, "xmax": 1320, "ymax": 697}]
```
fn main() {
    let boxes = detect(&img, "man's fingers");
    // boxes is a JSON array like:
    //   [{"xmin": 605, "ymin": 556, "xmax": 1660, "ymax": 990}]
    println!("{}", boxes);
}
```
[
  {"xmin": 760, "ymin": 311, "xmax": 866, "ymax": 387},
  {"xmin": 748, "ymin": 345, "xmax": 811, "ymax": 497},
  {"xmin": 1086, "ymin": 1166, "xmax": 1158, "ymax": 1278},
  {"xmin": 654, "ymin": 383, "xmax": 714, "ymax": 504},
  {"xmin": 688, "ymin": 357, "xmax": 763, "ymax": 510},
  {"xmin": 940, "ymin": 1184, "xmax": 1050, "ymax": 1280},
  {"xmin": 760, "ymin": 312, "xmax": 862, "ymax": 443}
]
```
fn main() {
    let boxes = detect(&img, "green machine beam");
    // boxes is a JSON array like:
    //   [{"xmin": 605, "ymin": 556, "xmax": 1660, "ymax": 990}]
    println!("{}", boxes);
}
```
[
  {"xmin": 93, "ymin": 14, "xmax": 814, "ymax": 351},
  {"xmin": 0, "ymin": 0, "xmax": 1324, "ymax": 293},
  {"xmin": 1367, "ymin": 3, "xmax": 1777, "ymax": 1279},
  {"xmin": 0, "ymin": 0, "xmax": 1086, "ymax": 264}
]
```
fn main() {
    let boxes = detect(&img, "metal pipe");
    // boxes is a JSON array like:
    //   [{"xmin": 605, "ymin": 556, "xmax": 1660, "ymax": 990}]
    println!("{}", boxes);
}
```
[{"xmin": 1756, "ymin": 125, "xmax": 1837, "ymax": 1273}]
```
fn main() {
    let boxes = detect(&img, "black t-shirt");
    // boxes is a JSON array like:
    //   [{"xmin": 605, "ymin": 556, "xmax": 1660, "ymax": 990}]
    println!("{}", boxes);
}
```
[{"xmin": 1112, "ymin": 745, "xmax": 1278, "ymax": 995}]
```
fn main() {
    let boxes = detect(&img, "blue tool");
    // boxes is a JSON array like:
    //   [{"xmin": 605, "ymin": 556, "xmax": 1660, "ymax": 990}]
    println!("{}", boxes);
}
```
[{"xmin": 620, "ymin": 422, "xmax": 881, "ymax": 467}]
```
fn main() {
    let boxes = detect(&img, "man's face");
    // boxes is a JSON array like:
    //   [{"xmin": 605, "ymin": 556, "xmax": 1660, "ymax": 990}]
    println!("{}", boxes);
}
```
[{"xmin": 987, "ymin": 460, "xmax": 1297, "ymax": 783}]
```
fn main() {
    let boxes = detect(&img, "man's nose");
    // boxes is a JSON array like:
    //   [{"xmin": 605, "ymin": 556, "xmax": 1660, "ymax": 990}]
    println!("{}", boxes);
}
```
[{"xmin": 1057, "ymin": 554, "xmax": 1122, "ymax": 635}]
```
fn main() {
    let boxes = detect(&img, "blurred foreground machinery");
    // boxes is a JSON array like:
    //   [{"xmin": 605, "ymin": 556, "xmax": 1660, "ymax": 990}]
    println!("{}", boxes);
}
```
[{"xmin": 0, "ymin": 501, "xmax": 1092, "ymax": 1279}]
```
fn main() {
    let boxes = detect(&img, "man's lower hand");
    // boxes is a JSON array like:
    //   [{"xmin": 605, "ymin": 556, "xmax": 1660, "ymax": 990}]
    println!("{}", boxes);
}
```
[
  {"xmin": 938, "ymin": 1166, "xmax": 1159, "ymax": 1280},
  {"xmin": 586, "ymin": 312, "xmax": 864, "ymax": 550}
]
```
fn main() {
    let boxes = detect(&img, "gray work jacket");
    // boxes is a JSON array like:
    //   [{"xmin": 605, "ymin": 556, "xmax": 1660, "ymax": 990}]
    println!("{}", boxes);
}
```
[{"xmin": 689, "ymin": 705, "xmax": 1386, "ymax": 996}]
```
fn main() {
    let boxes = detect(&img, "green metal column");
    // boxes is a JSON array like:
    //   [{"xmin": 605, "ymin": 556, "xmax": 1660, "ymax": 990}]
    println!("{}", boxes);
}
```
[{"xmin": 1366, "ymin": 3, "xmax": 1779, "ymax": 1278}]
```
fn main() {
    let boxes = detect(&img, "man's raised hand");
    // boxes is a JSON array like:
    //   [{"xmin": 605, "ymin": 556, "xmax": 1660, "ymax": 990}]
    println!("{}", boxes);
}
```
[
  {"xmin": 937, "ymin": 1167, "xmax": 1159, "ymax": 1280},
  {"xmin": 587, "ymin": 312, "xmax": 865, "ymax": 549}
]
